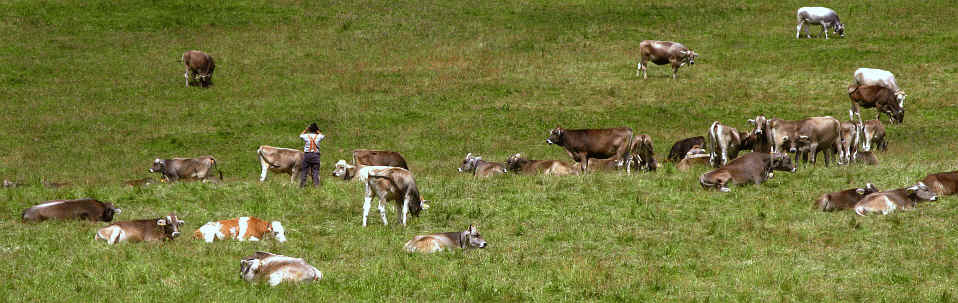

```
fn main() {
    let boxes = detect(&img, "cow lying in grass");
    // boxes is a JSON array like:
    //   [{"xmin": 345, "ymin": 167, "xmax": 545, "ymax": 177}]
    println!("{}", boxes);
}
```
[
  {"xmin": 854, "ymin": 183, "xmax": 937, "ymax": 216},
  {"xmin": 22, "ymin": 199, "xmax": 121, "ymax": 222},
  {"xmin": 95, "ymin": 213, "xmax": 184, "ymax": 244},
  {"xmin": 699, "ymin": 152, "xmax": 795, "ymax": 192},
  {"xmin": 404, "ymin": 224, "xmax": 488, "ymax": 253},
  {"xmin": 815, "ymin": 183, "xmax": 879, "ymax": 211},
  {"xmin": 458, "ymin": 153, "xmax": 507, "ymax": 177},
  {"xmin": 505, "ymin": 154, "xmax": 577, "ymax": 176},
  {"xmin": 194, "ymin": 217, "xmax": 287, "ymax": 243},
  {"xmin": 240, "ymin": 251, "xmax": 322, "ymax": 286}
]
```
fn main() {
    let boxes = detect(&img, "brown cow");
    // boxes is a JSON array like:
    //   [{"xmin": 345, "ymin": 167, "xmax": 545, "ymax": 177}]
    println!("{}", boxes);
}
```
[
  {"xmin": 149, "ymin": 156, "xmax": 222, "ymax": 182},
  {"xmin": 95, "ymin": 213, "xmax": 184, "ymax": 244},
  {"xmin": 814, "ymin": 183, "xmax": 879, "ymax": 211},
  {"xmin": 405, "ymin": 224, "xmax": 488, "ymax": 253},
  {"xmin": 22, "ymin": 198, "xmax": 121, "ymax": 222},
  {"xmin": 743, "ymin": 115, "xmax": 773, "ymax": 153},
  {"xmin": 861, "ymin": 119, "xmax": 887, "ymax": 152},
  {"xmin": 573, "ymin": 158, "xmax": 623, "ymax": 172},
  {"xmin": 668, "ymin": 136, "xmax": 705, "ymax": 162},
  {"xmin": 546, "ymin": 127, "xmax": 634, "ymax": 173},
  {"xmin": 921, "ymin": 171, "xmax": 958, "ymax": 195},
  {"xmin": 699, "ymin": 152, "xmax": 795, "ymax": 192},
  {"xmin": 637, "ymin": 40, "xmax": 698, "ymax": 79},
  {"xmin": 768, "ymin": 116, "xmax": 842, "ymax": 166},
  {"xmin": 848, "ymin": 84, "xmax": 904, "ymax": 124},
  {"xmin": 458, "ymin": 153, "xmax": 507, "ymax": 177},
  {"xmin": 676, "ymin": 148, "xmax": 710, "ymax": 172},
  {"xmin": 505, "ymin": 154, "xmax": 577, "ymax": 176},
  {"xmin": 707, "ymin": 121, "xmax": 744, "ymax": 167},
  {"xmin": 352, "ymin": 149, "xmax": 408, "ymax": 169},
  {"xmin": 182, "ymin": 50, "xmax": 215, "ymax": 88},
  {"xmin": 629, "ymin": 134, "xmax": 657, "ymax": 172},
  {"xmin": 839, "ymin": 121, "xmax": 860, "ymax": 164},
  {"xmin": 362, "ymin": 167, "xmax": 429, "ymax": 227},
  {"xmin": 332, "ymin": 160, "xmax": 395, "ymax": 182},
  {"xmin": 854, "ymin": 183, "xmax": 937, "ymax": 216},
  {"xmin": 258, "ymin": 145, "xmax": 303, "ymax": 183}
]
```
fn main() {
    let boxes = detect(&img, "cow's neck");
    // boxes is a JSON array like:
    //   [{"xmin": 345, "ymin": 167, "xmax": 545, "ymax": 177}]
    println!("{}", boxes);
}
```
[{"xmin": 457, "ymin": 232, "xmax": 467, "ymax": 249}]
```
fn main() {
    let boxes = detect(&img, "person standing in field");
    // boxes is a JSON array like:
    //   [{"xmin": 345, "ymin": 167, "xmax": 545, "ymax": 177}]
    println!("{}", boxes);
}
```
[{"xmin": 299, "ymin": 123, "xmax": 325, "ymax": 188}]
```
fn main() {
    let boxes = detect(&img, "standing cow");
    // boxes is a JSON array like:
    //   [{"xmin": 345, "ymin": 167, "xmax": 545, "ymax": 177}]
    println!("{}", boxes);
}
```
[
  {"xmin": 546, "ymin": 127, "xmax": 634, "ymax": 173},
  {"xmin": 22, "ymin": 198, "xmax": 121, "ymax": 222},
  {"xmin": 767, "ymin": 116, "xmax": 842, "ymax": 166},
  {"xmin": 796, "ymin": 7, "xmax": 846, "ymax": 39},
  {"xmin": 861, "ymin": 119, "xmax": 887, "ymax": 152},
  {"xmin": 637, "ymin": 40, "xmax": 698, "ymax": 79},
  {"xmin": 848, "ymin": 84, "xmax": 905, "ymax": 124},
  {"xmin": 257, "ymin": 145, "xmax": 303, "ymax": 183},
  {"xmin": 352, "ymin": 149, "xmax": 409, "ymax": 169},
  {"xmin": 362, "ymin": 167, "xmax": 429, "ymax": 227},
  {"xmin": 150, "ymin": 156, "xmax": 222, "ymax": 182},
  {"xmin": 707, "ymin": 121, "xmax": 744, "ymax": 167},
  {"xmin": 839, "ymin": 121, "xmax": 860, "ymax": 164},
  {"xmin": 182, "ymin": 50, "xmax": 215, "ymax": 88}
]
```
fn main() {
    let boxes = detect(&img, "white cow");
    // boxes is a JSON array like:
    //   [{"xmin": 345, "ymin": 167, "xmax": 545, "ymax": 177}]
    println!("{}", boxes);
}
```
[{"xmin": 796, "ymin": 7, "xmax": 845, "ymax": 39}]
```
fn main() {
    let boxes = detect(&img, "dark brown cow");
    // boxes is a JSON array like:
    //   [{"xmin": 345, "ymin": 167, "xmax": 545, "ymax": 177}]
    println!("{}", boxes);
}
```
[
  {"xmin": 768, "ymin": 116, "xmax": 842, "ymax": 166},
  {"xmin": 637, "ymin": 40, "xmax": 698, "ymax": 79},
  {"xmin": 505, "ymin": 154, "xmax": 577, "ymax": 176},
  {"xmin": 814, "ymin": 183, "xmax": 879, "ymax": 211},
  {"xmin": 668, "ymin": 136, "xmax": 705, "ymax": 162},
  {"xmin": 22, "ymin": 198, "xmax": 121, "ymax": 222},
  {"xmin": 922, "ymin": 171, "xmax": 958, "ymax": 196},
  {"xmin": 458, "ymin": 153, "xmax": 507, "ymax": 177},
  {"xmin": 743, "ymin": 115, "xmax": 773, "ymax": 153},
  {"xmin": 848, "ymin": 84, "xmax": 904, "ymax": 124},
  {"xmin": 707, "ymin": 121, "xmax": 744, "ymax": 167},
  {"xmin": 699, "ymin": 152, "xmax": 795, "ymax": 192},
  {"xmin": 182, "ymin": 50, "xmax": 215, "ymax": 88},
  {"xmin": 149, "ymin": 156, "xmax": 222, "ymax": 182},
  {"xmin": 546, "ymin": 127, "xmax": 634, "ymax": 173},
  {"xmin": 353, "ymin": 149, "xmax": 408, "ymax": 169},
  {"xmin": 257, "ymin": 145, "xmax": 303, "ymax": 183},
  {"xmin": 629, "ymin": 134, "xmax": 657, "ymax": 172},
  {"xmin": 855, "ymin": 183, "xmax": 937, "ymax": 216},
  {"xmin": 861, "ymin": 119, "xmax": 887, "ymax": 152},
  {"xmin": 95, "ymin": 213, "xmax": 185, "ymax": 244}
]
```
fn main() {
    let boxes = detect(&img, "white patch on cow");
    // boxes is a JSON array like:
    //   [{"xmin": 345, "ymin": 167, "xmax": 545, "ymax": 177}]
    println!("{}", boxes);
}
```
[
  {"xmin": 268, "ymin": 271, "xmax": 288, "ymax": 286},
  {"xmin": 229, "ymin": 227, "xmax": 238, "ymax": 237},
  {"xmin": 881, "ymin": 195, "xmax": 897, "ymax": 215},
  {"xmin": 198, "ymin": 222, "xmax": 223, "ymax": 243},
  {"xmin": 271, "ymin": 221, "xmax": 287, "ymax": 242},
  {"xmin": 237, "ymin": 217, "xmax": 250, "ymax": 241},
  {"xmin": 108, "ymin": 227, "xmax": 125, "ymax": 244},
  {"xmin": 249, "ymin": 236, "xmax": 260, "ymax": 241}
]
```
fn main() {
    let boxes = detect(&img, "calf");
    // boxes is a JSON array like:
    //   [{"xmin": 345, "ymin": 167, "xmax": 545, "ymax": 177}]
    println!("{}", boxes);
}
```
[
  {"xmin": 848, "ymin": 84, "xmax": 905, "ymax": 124},
  {"xmin": 22, "ymin": 198, "xmax": 121, "ymax": 222},
  {"xmin": 668, "ymin": 136, "xmax": 705, "ymax": 162},
  {"xmin": 182, "ymin": 50, "xmax": 215, "ymax": 88},
  {"xmin": 699, "ymin": 152, "xmax": 795, "ymax": 192},
  {"xmin": 546, "ymin": 127, "xmax": 634, "ymax": 173},
  {"xmin": 707, "ymin": 121, "xmax": 743, "ymax": 167},
  {"xmin": 839, "ymin": 121, "xmax": 860, "ymax": 164},
  {"xmin": 332, "ymin": 160, "xmax": 393, "ymax": 182},
  {"xmin": 149, "ymin": 156, "xmax": 222, "ymax": 182},
  {"xmin": 796, "ymin": 7, "xmax": 845, "ymax": 39},
  {"xmin": 676, "ymin": 148, "xmax": 710, "ymax": 172},
  {"xmin": 240, "ymin": 252, "xmax": 322, "ymax": 286},
  {"xmin": 194, "ymin": 217, "xmax": 287, "ymax": 243},
  {"xmin": 352, "ymin": 149, "xmax": 408, "ymax": 169},
  {"xmin": 921, "ymin": 171, "xmax": 958, "ymax": 195},
  {"xmin": 405, "ymin": 224, "xmax": 488, "ymax": 253},
  {"xmin": 629, "ymin": 134, "xmax": 657, "ymax": 172},
  {"xmin": 362, "ymin": 167, "xmax": 429, "ymax": 227},
  {"xmin": 458, "ymin": 153, "xmax": 507, "ymax": 177},
  {"xmin": 637, "ymin": 40, "xmax": 698, "ymax": 79},
  {"xmin": 95, "ymin": 213, "xmax": 184, "ymax": 244},
  {"xmin": 855, "ymin": 183, "xmax": 938, "ymax": 216},
  {"xmin": 814, "ymin": 183, "xmax": 879, "ymax": 211},
  {"xmin": 505, "ymin": 153, "xmax": 577, "ymax": 176},
  {"xmin": 861, "ymin": 119, "xmax": 887, "ymax": 152},
  {"xmin": 257, "ymin": 145, "xmax": 304, "ymax": 183}
]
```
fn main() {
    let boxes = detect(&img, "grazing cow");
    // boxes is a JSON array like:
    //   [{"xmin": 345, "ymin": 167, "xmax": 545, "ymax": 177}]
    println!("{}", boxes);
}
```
[
  {"xmin": 861, "ymin": 119, "xmax": 887, "ymax": 152},
  {"xmin": 839, "ymin": 121, "xmax": 860, "ymax": 164},
  {"xmin": 921, "ymin": 171, "xmax": 958, "ymax": 196},
  {"xmin": 257, "ymin": 145, "xmax": 304, "ymax": 183},
  {"xmin": 182, "ymin": 50, "xmax": 215, "ymax": 88},
  {"xmin": 194, "ymin": 217, "xmax": 286, "ymax": 243},
  {"xmin": 332, "ymin": 160, "xmax": 394, "ymax": 182},
  {"xmin": 405, "ymin": 224, "xmax": 488, "ymax": 253},
  {"xmin": 848, "ymin": 84, "xmax": 905, "ymax": 124},
  {"xmin": 707, "ymin": 121, "xmax": 744, "ymax": 167},
  {"xmin": 149, "ymin": 156, "xmax": 222, "ymax": 182},
  {"xmin": 352, "ymin": 149, "xmax": 408, "ymax": 169},
  {"xmin": 768, "ymin": 116, "xmax": 842, "ymax": 166},
  {"xmin": 240, "ymin": 252, "xmax": 322, "ymax": 286},
  {"xmin": 854, "ymin": 183, "xmax": 938, "ymax": 216},
  {"xmin": 458, "ymin": 153, "xmax": 507, "ymax": 177},
  {"xmin": 629, "ymin": 134, "xmax": 657, "ymax": 172},
  {"xmin": 362, "ymin": 167, "xmax": 429, "ymax": 227},
  {"xmin": 505, "ymin": 154, "xmax": 577, "ymax": 176},
  {"xmin": 676, "ymin": 148, "xmax": 710, "ymax": 172},
  {"xmin": 22, "ymin": 198, "xmax": 121, "ymax": 222},
  {"xmin": 855, "ymin": 68, "xmax": 903, "ymax": 94},
  {"xmin": 95, "ymin": 213, "xmax": 184, "ymax": 245},
  {"xmin": 795, "ymin": 7, "xmax": 845, "ymax": 39},
  {"xmin": 854, "ymin": 151, "xmax": 879, "ymax": 165},
  {"xmin": 637, "ymin": 40, "xmax": 698, "ymax": 79},
  {"xmin": 668, "ymin": 136, "xmax": 705, "ymax": 162},
  {"xmin": 546, "ymin": 127, "xmax": 634, "ymax": 173},
  {"xmin": 814, "ymin": 183, "xmax": 879, "ymax": 211},
  {"xmin": 699, "ymin": 152, "xmax": 795, "ymax": 192}
]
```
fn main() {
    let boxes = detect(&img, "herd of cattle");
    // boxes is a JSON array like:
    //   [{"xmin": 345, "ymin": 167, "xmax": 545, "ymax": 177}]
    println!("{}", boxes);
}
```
[{"xmin": 8, "ymin": 6, "xmax": 955, "ymax": 287}]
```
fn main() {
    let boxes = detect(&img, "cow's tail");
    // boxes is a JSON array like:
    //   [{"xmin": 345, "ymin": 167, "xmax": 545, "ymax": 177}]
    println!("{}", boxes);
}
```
[{"xmin": 257, "ymin": 146, "xmax": 280, "ymax": 168}]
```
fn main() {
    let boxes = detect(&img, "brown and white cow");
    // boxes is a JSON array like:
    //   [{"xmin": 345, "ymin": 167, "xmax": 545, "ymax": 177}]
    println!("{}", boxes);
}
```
[
  {"xmin": 362, "ymin": 167, "xmax": 429, "ymax": 227},
  {"xmin": 257, "ymin": 145, "xmax": 304, "ymax": 183},
  {"xmin": 814, "ymin": 183, "xmax": 879, "ymax": 211},
  {"xmin": 149, "ymin": 156, "xmax": 222, "ymax": 182},
  {"xmin": 921, "ymin": 171, "xmax": 958, "ymax": 196},
  {"xmin": 194, "ymin": 217, "xmax": 287, "ymax": 243},
  {"xmin": 848, "ymin": 84, "xmax": 905, "ymax": 124},
  {"xmin": 95, "ymin": 213, "xmax": 185, "ymax": 244},
  {"xmin": 854, "ymin": 183, "xmax": 937, "ymax": 216},
  {"xmin": 839, "ymin": 121, "xmax": 860, "ymax": 164},
  {"xmin": 22, "ymin": 198, "xmax": 121, "ymax": 222},
  {"xmin": 676, "ymin": 148, "xmax": 710, "ymax": 172},
  {"xmin": 767, "ymin": 116, "xmax": 842, "ymax": 166},
  {"xmin": 458, "ymin": 153, "xmax": 507, "ymax": 177},
  {"xmin": 405, "ymin": 224, "xmax": 488, "ymax": 253},
  {"xmin": 352, "ymin": 149, "xmax": 408, "ymax": 169},
  {"xmin": 668, "ymin": 136, "xmax": 705, "ymax": 162},
  {"xmin": 629, "ymin": 134, "xmax": 657, "ymax": 172},
  {"xmin": 505, "ymin": 153, "xmax": 577, "ymax": 176},
  {"xmin": 182, "ymin": 50, "xmax": 215, "ymax": 88},
  {"xmin": 699, "ymin": 152, "xmax": 795, "ymax": 192},
  {"xmin": 240, "ymin": 251, "xmax": 322, "ymax": 286},
  {"xmin": 861, "ymin": 119, "xmax": 887, "ymax": 152},
  {"xmin": 637, "ymin": 40, "xmax": 698, "ymax": 79},
  {"xmin": 546, "ymin": 127, "xmax": 634, "ymax": 173},
  {"xmin": 707, "ymin": 121, "xmax": 744, "ymax": 167}
]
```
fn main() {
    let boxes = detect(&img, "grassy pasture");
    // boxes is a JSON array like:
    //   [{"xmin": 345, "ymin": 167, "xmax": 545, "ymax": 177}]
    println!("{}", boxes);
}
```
[{"xmin": 2, "ymin": 0, "xmax": 958, "ymax": 301}]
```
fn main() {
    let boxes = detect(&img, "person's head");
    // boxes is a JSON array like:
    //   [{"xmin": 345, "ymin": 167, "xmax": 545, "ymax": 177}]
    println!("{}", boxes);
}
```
[{"xmin": 305, "ymin": 123, "xmax": 319, "ymax": 134}]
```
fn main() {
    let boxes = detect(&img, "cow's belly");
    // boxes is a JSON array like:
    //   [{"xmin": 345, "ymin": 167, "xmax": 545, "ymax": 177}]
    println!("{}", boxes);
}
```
[{"xmin": 650, "ymin": 57, "xmax": 671, "ymax": 65}]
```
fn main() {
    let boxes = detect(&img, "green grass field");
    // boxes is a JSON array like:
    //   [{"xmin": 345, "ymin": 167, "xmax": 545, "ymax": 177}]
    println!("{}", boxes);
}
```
[{"xmin": 2, "ymin": 0, "xmax": 958, "ymax": 301}]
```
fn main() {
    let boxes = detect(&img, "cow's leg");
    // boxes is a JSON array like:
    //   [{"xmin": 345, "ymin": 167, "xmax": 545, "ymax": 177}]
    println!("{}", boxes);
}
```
[
  {"xmin": 289, "ymin": 167, "xmax": 298, "ymax": 184},
  {"xmin": 796, "ymin": 20, "xmax": 805, "ymax": 39},
  {"xmin": 578, "ymin": 153, "xmax": 588, "ymax": 174},
  {"xmin": 822, "ymin": 23, "xmax": 829, "ymax": 39},
  {"xmin": 804, "ymin": 22, "xmax": 812, "ymax": 38},
  {"xmin": 362, "ymin": 184, "xmax": 373, "ymax": 227},
  {"xmin": 810, "ymin": 143, "xmax": 820, "ymax": 166},
  {"xmin": 378, "ymin": 197, "xmax": 388, "ymax": 226},
  {"xmin": 671, "ymin": 61, "xmax": 679, "ymax": 79},
  {"xmin": 639, "ymin": 57, "xmax": 648, "ymax": 79},
  {"xmin": 259, "ymin": 157, "xmax": 269, "ymax": 182},
  {"xmin": 184, "ymin": 70, "xmax": 190, "ymax": 87},
  {"xmin": 401, "ymin": 196, "xmax": 410, "ymax": 226}
]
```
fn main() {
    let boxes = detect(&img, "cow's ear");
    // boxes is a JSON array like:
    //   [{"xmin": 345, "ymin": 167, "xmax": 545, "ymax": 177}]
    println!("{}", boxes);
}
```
[
  {"xmin": 856, "ymin": 188, "xmax": 866, "ymax": 195},
  {"xmin": 157, "ymin": 219, "xmax": 167, "ymax": 226}
]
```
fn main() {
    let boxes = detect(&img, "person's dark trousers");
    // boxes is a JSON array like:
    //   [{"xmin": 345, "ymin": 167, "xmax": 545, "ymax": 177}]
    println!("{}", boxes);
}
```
[{"xmin": 300, "ymin": 152, "xmax": 321, "ymax": 187}]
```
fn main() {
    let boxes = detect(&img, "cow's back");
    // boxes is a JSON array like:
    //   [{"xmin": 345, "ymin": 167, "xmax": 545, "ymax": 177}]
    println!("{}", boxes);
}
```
[
  {"xmin": 259, "ymin": 146, "xmax": 303, "ymax": 171},
  {"xmin": 22, "ymin": 199, "xmax": 105, "ymax": 222},
  {"xmin": 353, "ymin": 150, "xmax": 408, "ymax": 169},
  {"xmin": 923, "ymin": 171, "xmax": 958, "ymax": 195}
]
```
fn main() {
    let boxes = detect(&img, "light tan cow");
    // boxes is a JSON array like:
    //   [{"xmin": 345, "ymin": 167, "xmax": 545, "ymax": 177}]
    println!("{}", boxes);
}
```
[
  {"xmin": 405, "ymin": 225, "xmax": 488, "ymax": 253},
  {"xmin": 257, "ymin": 145, "xmax": 303, "ymax": 183},
  {"xmin": 95, "ymin": 213, "xmax": 184, "ymax": 245},
  {"xmin": 505, "ymin": 153, "xmax": 577, "ymax": 176},
  {"xmin": 362, "ymin": 167, "xmax": 429, "ymax": 227},
  {"xmin": 240, "ymin": 252, "xmax": 322, "ymax": 286}
]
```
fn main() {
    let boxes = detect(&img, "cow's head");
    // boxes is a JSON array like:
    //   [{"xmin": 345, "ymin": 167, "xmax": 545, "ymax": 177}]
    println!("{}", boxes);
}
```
[
  {"xmin": 546, "ymin": 127, "xmax": 564, "ymax": 145},
  {"xmin": 459, "ymin": 153, "xmax": 481, "ymax": 173},
  {"xmin": 269, "ymin": 221, "xmax": 287, "ymax": 243},
  {"xmin": 835, "ymin": 23, "xmax": 846, "ymax": 37},
  {"xmin": 156, "ymin": 214, "xmax": 185, "ymax": 239},
  {"xmin": 408, "ymin": 196, "xmax": 429, "ymax": 217},
  {"xmin": 770, "ymin": 152, "xmax": 796, "ymax": 172},
  {"xmin": 907, "ymin": 182, "xmax": 938, "ymax": 202},
  {"xmin": 855, "ymin": 183, "xmax": 880, "ymax": 197},
  {"xmin": 879, "ymin": 100, "xmax": 905, "ymax": 124},
  {"xmin": 240, "ymin": 251, "xmax": 274, "ymax": 281},
  {"xmin": 506, "ymin": 153, "xmax": 524, "ymax": 170},
  {"xmin": 331, "ymin": 160, "xmax": 354, "ymax": 178},
  {"xmin": 149, "ymin": 158, "xmax": 165, "ymax": 173},
  {"xmin": 683, "ymin": 50, "xmax": 697, "ymax": 65},
  {"xmin": 748, "ymin": 115, "xmax": 767, "ymax": 136},
  {"xmin": 782, "ymin": 135, "xmax": 813, "ymax": 154},
  {"xmin": 462, "ymin": 224, "xmax": 488, "ymax": 249},
  {"xmin": 101, "ymin": 202, "xmax": 121, "ymax": 222}
]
